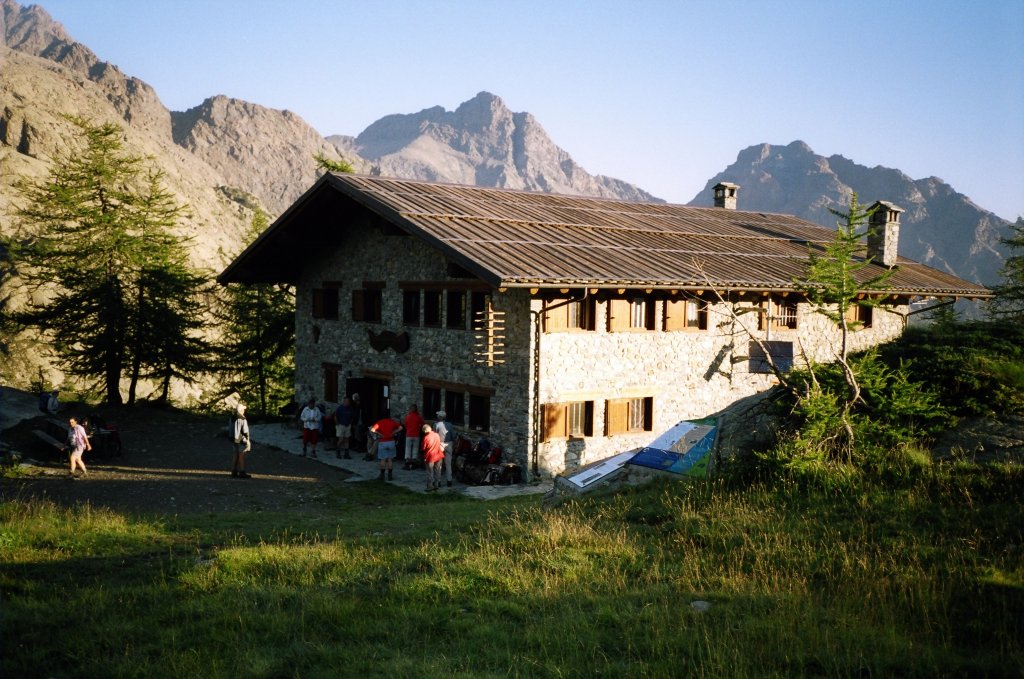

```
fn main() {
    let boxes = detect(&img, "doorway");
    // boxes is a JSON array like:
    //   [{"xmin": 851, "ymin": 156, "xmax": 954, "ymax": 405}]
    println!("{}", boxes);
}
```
[{"xmin": 345, "ymin": 376, "xmax": 391, "ymax": 426}]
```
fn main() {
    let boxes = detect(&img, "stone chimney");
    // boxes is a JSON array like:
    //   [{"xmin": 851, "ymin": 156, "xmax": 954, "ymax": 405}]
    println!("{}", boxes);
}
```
[
  {"xmin": 867, "ymin": 201, "xmax": 903, "ymax": 267},
  {"xmin": 713, "ymin": 182, "xmax": 739, "ymax": 209}
]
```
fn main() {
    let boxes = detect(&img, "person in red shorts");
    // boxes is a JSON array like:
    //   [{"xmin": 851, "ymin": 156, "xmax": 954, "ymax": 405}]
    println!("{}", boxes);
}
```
[{"xmin": 300, "ymin": 398, "xmax": 322, "ymax": 459}]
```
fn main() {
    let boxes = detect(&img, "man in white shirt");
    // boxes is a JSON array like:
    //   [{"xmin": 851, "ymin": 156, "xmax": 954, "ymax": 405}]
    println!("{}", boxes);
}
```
[{"xmin": 300, "ymin": 398, "xmax": 323, "ymax": 459}]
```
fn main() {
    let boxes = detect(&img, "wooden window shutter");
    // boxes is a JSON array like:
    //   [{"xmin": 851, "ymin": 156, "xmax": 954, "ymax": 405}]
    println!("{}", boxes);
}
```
[
  {"xmin": 544, "ymin": 300, "xmax": 569, "ymax": 332},
  {"xmin": 664, "ymin": 299, "xmax": 687, "ymax": 331},
  {"xmin": 605, "ymin": 399, "xmax": 628, "ymax": 435},
  {"xmin": 352, "ymin": 289, "xmax": 365, "ymax": 322},
  {"xmin": 542, "ymin": 403, "xmax": 567, "ymax": 441},
  {"xmin": 608, "ymin": 299, "xmax": 630, "ymax": 332}
]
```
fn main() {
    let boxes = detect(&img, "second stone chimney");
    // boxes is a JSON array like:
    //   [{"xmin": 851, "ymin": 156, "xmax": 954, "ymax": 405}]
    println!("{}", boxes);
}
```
[
  {"xmin": 867, "ymin": 200, "xmax": 903, "ymax": 267},
  {"xmin": 713, "ymin": 182, "xmax": 740, "ymax": 209}
]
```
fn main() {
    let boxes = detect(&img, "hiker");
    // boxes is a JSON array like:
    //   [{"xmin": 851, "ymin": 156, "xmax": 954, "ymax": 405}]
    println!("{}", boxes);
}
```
[
  {"xmin": 369, "ymin": 411, "xmax": 402, "ymax": 481},
  {"xmin": 64, "ymin": 416, "xmax": 91, "ymax": 477},
  {"xmin": 40, "ymin": 389, "xmax": 59, "ymax": 415},
  {"xmin": 434, "ymin": 410, "xmax": 455, "ymax": 488},
  {"xmin": 402, "ymin": 404, "xmax": 424, "ymax": 469},
  {"xmin": 300, "ymin": 397, "xmax": 322, "ymax": 458},
  {"xmin": 421, "ymin": 423, "xmax": 444, "ymax": 491},
  {"xmin": 333, "ymin": 397, "xmax": 354, "ymax": 458},
  {"xmin": 231, "ymin": 404, "xmax": 252, "ymax": 478}
]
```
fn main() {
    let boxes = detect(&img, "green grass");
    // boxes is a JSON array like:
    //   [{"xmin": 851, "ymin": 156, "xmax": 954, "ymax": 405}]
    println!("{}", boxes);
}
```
[{"xmin": 2, "ymin": 468, "xmax": 1021, "ymax": 678}]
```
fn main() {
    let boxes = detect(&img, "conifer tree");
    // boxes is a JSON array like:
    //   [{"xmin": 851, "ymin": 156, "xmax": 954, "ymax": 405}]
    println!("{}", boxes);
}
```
[
  {"xmin": 792, "ymin": 193, "xmax": 894, "ymax": 461},
  {"xmin": 12, "ymin": 117, "xmax": 209, "ymax": 404},
  {"xmin": 214, "ymin": 209, "xmax": 295, "ymax": 415},
  {"xmin": 990, "ymin": 216, "xmax": 1024, "ymax": 318}
]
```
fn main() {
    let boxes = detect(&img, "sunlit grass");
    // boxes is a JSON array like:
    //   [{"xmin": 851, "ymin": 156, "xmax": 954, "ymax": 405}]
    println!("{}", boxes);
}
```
[{"xmin": 2, "ymin": 467, "xmax": 1021, "ymax": 678}]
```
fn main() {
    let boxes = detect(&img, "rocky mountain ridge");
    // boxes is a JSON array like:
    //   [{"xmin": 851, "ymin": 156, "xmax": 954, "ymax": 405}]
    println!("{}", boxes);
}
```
[
  {"xmin": 689, "ymin": 141, "xmax": 1012, "ymax": 285},
  {"xmin": 2, "ymin": 0, "xmax": 1010, "ymax": 287}
]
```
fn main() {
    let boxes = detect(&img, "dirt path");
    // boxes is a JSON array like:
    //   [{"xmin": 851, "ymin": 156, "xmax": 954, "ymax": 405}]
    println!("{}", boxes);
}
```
[{"xmin": 0, "ymin": 401, "xmax": 354, "ymax": 516}]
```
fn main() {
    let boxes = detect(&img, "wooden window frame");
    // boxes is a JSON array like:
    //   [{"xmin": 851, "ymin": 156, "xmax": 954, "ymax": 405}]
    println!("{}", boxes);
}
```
[
  {"xmin": 312, "ymin": 287, "xmax": 339, "ymax": 320},
  {"xmin": 542, "ymin": 401, "xmax": 595, "ymax": 441},
  {"xmin": 352, "ymin": 285, "xmax": 383, "ymax": 324},
  {"xmin": 844, "ymin": 303, "xmax": 873, "ymax": 330},
  {"xmin": 664, "ymin": 298, "xmax": 708, "ymax": 331},
  {"xmin": 604, "ymin": 397, "xmax": 653, "ymax": 436},
  {"xmin": 759, "ymin": 298, "xmax": 798, "ymax": 331},
  {"xmin": 543, "ymin": 297, "xmax": 596, "ymax": 333},
  {"xmin": 468, "ymin": 393, "xmax": 490, "ymax": 432},
  {"xmin": 608, "ymin": 296, "xmax": 655, "ymax": 332}
]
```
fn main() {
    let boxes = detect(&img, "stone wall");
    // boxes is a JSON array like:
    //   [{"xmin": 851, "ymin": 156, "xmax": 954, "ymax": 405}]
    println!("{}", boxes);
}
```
[{"xmin": 534, "ymin": 296, "xmax": 907, "ymax": 474}]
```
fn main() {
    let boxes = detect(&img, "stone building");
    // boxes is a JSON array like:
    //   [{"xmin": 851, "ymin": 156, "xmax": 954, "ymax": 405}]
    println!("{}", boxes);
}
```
[{"xmin": 219, "ymin": 175, "xmax": 991, "ymax": 479}]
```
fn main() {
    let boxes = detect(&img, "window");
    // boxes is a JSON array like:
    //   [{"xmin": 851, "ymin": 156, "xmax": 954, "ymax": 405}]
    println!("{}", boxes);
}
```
[
  {"xmin": 749, "ymin": 340, "xmax": 794, "ymax": 373},
  {"xmin": 422, "ymin": 386, "xmax": 442, "ymax": 418},
  {"xmin": 403, "ymin": 290, "xmax": 420, "ymax": 326},
  {"xmin": 312, "ymin": 288, "xmax": 339, "ymax": 320},
  {"xmin": 468, "ymin": 393, "xmax": 490, "ymax": 431},
  {"xmin": 446, "ymin": 290, "xmax": 466, "ymax": 328},
  {"xmin": 543, "ymin": 297, "xmax": 596, "ymax": 332},
  {"xmin": 323, "ymin": 364, "xmax": 340, "ymax": 402},
  {"xmin": 352, "ymin": 283, "xmax": 383, "ymax": 323},
  {"xmin": 542, "ymin": 401, "xmax": 594, "ymax": 441},
  {"xmin": 760, "ymin": 298, "xmax": 798, "ymax": 330},
  {"xmin": 845, "ymin": 303, "xmax": 873, "ymax": 329},
  {"xmin": 608, "ymin": 297, "xmax": 655, "ymax": 331},
  {"xmin": 470, "ymin": 291, "xmax": 490, "ymax": 331},
  {"xmin": 421, "ymin": 380, "xmax": 493, "ymax": 432},
  {"xmin": 665, "ymin": 298, "xmax": 708, "ymax": 331},
  {"xmin": 423, "ymin": 290, "xmax": 442, "ymax": 327},
  {"xmin": 605, "ymin": 397, "xmax": 653, "ymax": 435},
  {"xmin": 444, "ymin": 390, "xmax": 465, "ymax": 426}
]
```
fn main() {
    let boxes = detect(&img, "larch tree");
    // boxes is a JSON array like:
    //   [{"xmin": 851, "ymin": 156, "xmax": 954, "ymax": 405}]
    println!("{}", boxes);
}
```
[
  {"xmin": 11, "ymin": 117, "xmax": 210, "ymax": 405},
  {"xmin": 791, "ymin": 193, "xmax": 894, "ymax": 461},
  {"xmin": 989, "ymin": 216, "xmax": 1024, "ymax": 318},
  {"xmin": 213, "ymin": 208, "xmax": 295, "ymax": 416}
]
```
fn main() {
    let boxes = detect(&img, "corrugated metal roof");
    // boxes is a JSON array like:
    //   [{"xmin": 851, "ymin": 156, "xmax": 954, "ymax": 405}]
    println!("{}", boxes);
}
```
[{"xmin": 219, "ymin": 173, "xmax": 993, "ymax": 299}]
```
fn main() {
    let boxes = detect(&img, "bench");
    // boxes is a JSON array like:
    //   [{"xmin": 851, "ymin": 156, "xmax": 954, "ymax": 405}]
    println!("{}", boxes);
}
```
[{"xmin": 33, "ymin": 429, "xmax": 66, "ymax": 453}]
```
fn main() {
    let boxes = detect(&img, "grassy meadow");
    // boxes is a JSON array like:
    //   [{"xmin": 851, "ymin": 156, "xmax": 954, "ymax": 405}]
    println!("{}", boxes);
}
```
[{"xmin": 2, "ymin": 464, "xmax": 1021, "ymax": 678}]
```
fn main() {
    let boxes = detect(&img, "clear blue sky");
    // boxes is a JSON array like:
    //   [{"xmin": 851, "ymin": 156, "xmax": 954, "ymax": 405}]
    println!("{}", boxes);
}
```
[{"xmin": 38, "ymin": 0, "xmax": 1024, "ymax": 221}]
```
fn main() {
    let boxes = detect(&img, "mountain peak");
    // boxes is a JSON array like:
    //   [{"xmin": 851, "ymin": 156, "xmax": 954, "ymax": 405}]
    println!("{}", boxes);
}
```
[{"xmin": 690, "ymin": 140, "xmax": 1011, "ymax": 285}]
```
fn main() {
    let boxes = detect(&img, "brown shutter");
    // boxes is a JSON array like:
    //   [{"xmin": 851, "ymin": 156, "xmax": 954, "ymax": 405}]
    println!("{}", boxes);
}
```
[
  {"xmin": 544, "ymin": 300, "xmax": 569, "ymax": 332},
  {"xmin": 608, "ymin": 299, "xmax": 630, "ymax": 332},
  {"xmin": 605, "ymin": 399, "xmax": 628, "ymax": 435},
  {"xmin": 542, "ymin": 403, "xmax": 567, "ymax": 441},
  {"xmin": 664, "ymin": 299, "xmax": 687, "ymax": 331}
]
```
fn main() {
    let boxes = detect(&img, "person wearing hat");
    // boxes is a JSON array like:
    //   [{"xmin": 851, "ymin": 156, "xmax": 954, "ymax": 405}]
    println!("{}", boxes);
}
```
[
  {"xmin": 231, "ymin": 404, "xmax": 252, "ymax": 478},
  {"xmin": 434, "ymin": 410, "xmax": 455, "ymax": 487}
]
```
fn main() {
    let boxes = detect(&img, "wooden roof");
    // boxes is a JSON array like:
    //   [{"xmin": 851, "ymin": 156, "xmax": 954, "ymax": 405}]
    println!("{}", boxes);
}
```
[{"xmin": 218, "ymin": 173, "xmax": 992, "ymax": 298}]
